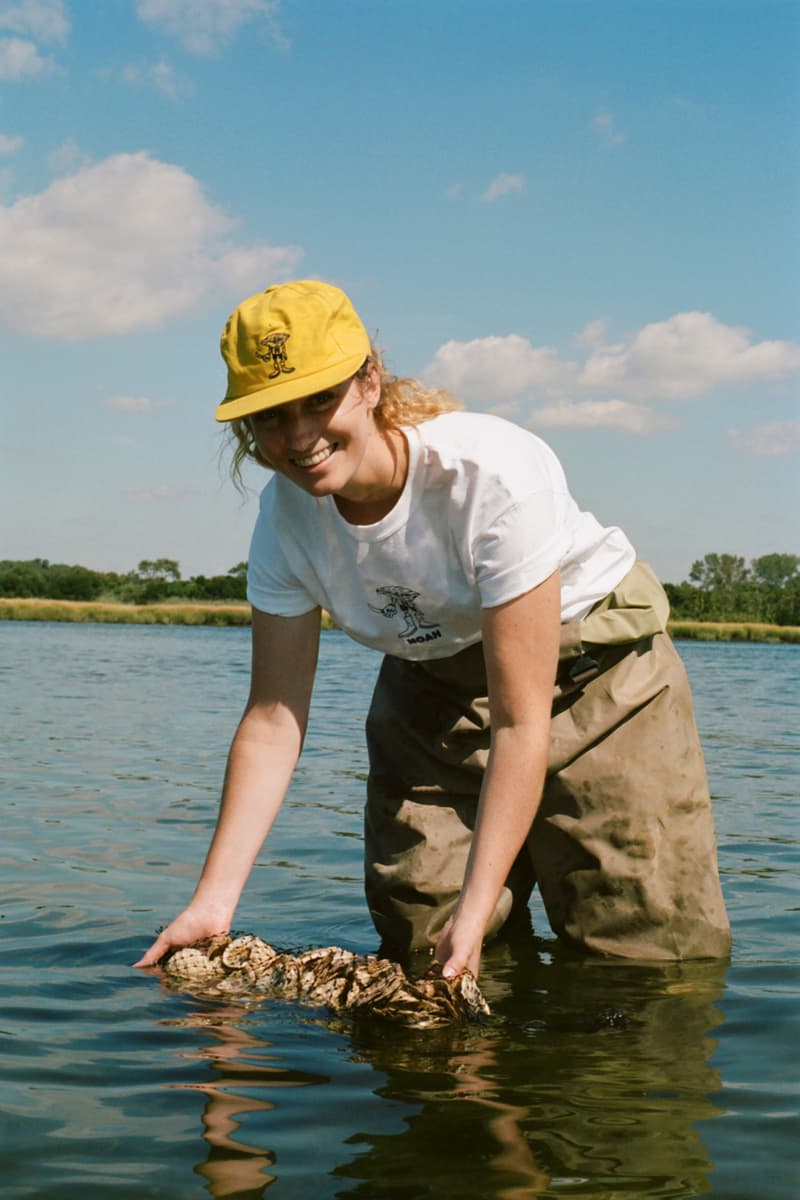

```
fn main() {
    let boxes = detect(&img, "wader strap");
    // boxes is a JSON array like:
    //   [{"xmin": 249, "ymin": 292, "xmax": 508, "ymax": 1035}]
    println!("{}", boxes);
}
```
[
  {"xmin": 557, "ymin": 561, "xmax": 670, "ymax": 692},
  {"xmin": 580, "ymin": 561, "xmax": 669, "ymax": 646}
]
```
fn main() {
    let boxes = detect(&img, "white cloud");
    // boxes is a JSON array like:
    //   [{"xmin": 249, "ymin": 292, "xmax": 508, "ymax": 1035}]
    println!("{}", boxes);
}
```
[
  {"xmin": 480, "ymin": 172, "xmax": 524, "ymax": 203},
  {"xmin": 574, "ymin": 318, "xmax": 607, "ymax": 348},
  {"xmin": 108, "ymin": 56, "xmax": 192, "ymax": 99},
  {"xmin": 728, "ymin": 419, "xmax": 800, "ymax": 457},
  {"xmin": 0, "ymin": 151, "xmax": 303, "ymax": 339},
  {"xmin": 136, "ymin": 0, "xmax": 285, "ymax": 56},
  {"xmin": 0, "ymin": 131, "xmax": 22, "ymax": 153},
  {"xmin": 0, "ymin": 0, "xmax": 69, "ymax": 44},
  {"xmin": 211, "ymin": 242, "xmax": 300, "ymax": 293},
  {"xmin": 0, "ymin": 34, "xmax": 57, "ymax": 78},
  {"xmin": 422, "ymin": 313, "xmax": 800, "ymax": 433},
  {"xmin": 149, "ymin": 56, "xmax": 187, "ymax": 97},
  {"xmin": 579, "ymin": 312, "xmax": 800, "ymax": 400},
  {"xmin": 47, "ymin": 137, "xmax": 91, "ymax": 176},
  {"xmin": 103, "ymin": 395, "xmax": 171, "ymax": 413},
  {"xmin": 423, "ymin": 333, "xmax": 574, "ymax": 401},
  {"xmin": 590, "ymin": 109, "xmax": 626, "ymax": 147},
  {"xmin": 531, "ymin": 399, "xmax": 678, "ymax": 435}
]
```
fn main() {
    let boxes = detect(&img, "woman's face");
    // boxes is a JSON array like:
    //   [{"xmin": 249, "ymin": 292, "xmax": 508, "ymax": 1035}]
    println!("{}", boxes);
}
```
[{"xmin": 249, "ymin": 371, "xmax": 384, "ymax": 502}]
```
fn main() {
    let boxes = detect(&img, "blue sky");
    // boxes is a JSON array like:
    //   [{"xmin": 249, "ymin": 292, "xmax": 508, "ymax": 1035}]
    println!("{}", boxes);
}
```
[{"xmin": 1, "ymin": 0, "xmax": 798, "ymax": 583}]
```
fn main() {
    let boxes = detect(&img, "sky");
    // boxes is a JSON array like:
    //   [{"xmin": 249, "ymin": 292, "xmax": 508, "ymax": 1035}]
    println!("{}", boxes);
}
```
[{"xmin": 1, "ymin": 0, "xmax": 798, "ymax": 584}]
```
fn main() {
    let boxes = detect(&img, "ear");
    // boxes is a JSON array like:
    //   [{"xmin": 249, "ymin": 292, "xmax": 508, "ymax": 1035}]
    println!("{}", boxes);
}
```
[{"xmin": 360, "ymin": 362, "xmax": 381, "ymax": 412}]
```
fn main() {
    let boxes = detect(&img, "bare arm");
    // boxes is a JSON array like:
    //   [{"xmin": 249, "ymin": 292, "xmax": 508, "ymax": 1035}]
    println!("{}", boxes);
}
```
[
  {"xmin": 434, "ymin": 570, "xmax": 561, "ymax": 978},
  {"xmin": 134, "ymin": 606, "xmax": 321, "ymax": 966}
]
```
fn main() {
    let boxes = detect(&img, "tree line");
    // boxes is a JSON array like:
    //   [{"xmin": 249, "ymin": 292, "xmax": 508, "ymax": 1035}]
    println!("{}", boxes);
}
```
[
  {"xmin": 664, "ymin": 553, "xmax": 799, "ymax": 626},
  {"xmin": 1, "ymin": 552, "xmax": 798, "ymax": 624},
  {"xmin": 0, "ymin": 558, "xmax": 247, "ymax": 604}
]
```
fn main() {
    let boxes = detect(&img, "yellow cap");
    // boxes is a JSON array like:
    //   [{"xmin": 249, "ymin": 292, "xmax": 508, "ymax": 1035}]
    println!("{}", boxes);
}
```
[{"xmin": 216, "ymin": 279, "xmax": 371, "ymax": 422}]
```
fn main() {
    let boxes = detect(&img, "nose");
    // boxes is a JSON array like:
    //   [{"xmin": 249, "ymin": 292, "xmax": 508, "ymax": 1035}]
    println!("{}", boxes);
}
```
[{"xmin": 279, "ymin": 400, "xmax": 320, "ymax": 446}]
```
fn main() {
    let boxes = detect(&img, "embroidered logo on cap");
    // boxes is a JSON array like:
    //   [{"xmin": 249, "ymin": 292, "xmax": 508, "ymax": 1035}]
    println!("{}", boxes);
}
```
[{"xmin": 255, "ymin": 331, "xmax": 295, "ymax": 379}]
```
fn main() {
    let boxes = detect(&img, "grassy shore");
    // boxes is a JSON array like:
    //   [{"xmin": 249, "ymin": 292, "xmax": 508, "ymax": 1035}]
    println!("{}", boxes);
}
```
[
  {"xmin": 0, "ymin": 597, "xmax": 339, "ymax": 629},
  {"xmin": 0, "ymin": 597, "xmax": 252, "ymax": 625},
  {"xmin": 1, "ymin": 597, "xmax": 797, "ymax": 642},
  {"xmin": 667, "ymin": 619, "xmax": 800, "ymax": 643}
]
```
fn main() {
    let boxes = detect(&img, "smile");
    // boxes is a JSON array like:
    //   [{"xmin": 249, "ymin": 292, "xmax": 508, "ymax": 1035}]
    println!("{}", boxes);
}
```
[{"xmin": 291, "ymin": 444, "xmax": 336, "ymax": 469}]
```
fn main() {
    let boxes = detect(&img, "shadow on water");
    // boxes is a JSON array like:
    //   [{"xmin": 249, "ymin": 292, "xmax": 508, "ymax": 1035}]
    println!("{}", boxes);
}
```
[{"xmin": 156, "ymin": 916, "xmax": 728, "ymax": 1200}]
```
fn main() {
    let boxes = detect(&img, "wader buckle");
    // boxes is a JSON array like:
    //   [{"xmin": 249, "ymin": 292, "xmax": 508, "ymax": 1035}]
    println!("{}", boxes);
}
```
[{"xmin": 567, "ymin": 653, "xmax": 600, "ymax": 686}]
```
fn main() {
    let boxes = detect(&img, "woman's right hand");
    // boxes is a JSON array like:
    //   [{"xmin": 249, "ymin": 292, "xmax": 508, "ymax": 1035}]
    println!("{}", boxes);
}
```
[{"xmin": 133, "ymin": 905, "xmax": 232, "ymax": 968}]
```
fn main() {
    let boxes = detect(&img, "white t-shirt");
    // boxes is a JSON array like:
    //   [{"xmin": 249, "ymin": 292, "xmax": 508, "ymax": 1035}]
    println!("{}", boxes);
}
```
[{"xmin": 247, "ymin": 412, "xmax": 635, "ymax": 661}]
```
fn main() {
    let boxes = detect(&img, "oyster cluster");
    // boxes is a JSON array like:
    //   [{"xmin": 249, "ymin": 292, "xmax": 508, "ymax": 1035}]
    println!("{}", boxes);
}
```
[{"xmin": 162, "ymin": 934, "xmax": 490, "ymax": 1030}]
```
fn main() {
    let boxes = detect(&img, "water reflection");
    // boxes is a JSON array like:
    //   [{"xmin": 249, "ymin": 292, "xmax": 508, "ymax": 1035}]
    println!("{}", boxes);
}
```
[
  {"xmin": 157, "ymin": 923, "xmax": 728, "ymax": 1199},
  {"xmin": 4, "ymin": 626, "xmax": 796, "ymax": 1197},
  {"xmin": 163, "ymin": 1006, "xmax": 327, "ymax": 1198},
  {"xmin": 336, "ymin": 931, "xmax": 728, "ymax": 1198}
]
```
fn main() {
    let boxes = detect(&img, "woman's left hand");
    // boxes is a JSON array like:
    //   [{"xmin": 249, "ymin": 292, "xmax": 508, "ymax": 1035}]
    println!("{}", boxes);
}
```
[{"xmin": 434, "ymin": 910, "xmax": 484, "ymax": 979}]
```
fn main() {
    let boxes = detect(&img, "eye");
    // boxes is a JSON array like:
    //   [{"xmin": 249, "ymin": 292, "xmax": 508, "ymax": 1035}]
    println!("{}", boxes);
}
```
[
  {"xmin": 307, "ymin": 391, "xmax": 337, "ymax": 411},
  {"xmin": 251, "ymin": 409, "xmax": 280, "ymax": 430}
]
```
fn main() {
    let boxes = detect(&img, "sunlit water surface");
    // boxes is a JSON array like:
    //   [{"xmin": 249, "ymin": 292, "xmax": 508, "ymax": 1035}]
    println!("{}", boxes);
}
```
[{"xmin": 1, "ymin": 624, "xmax": 798, "ymax": 1199}]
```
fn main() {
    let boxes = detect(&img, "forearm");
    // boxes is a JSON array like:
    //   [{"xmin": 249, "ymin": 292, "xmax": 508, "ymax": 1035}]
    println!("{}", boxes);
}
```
[
  {"xmin": 134, "ymin": 608, "xmax": 319, "ymax": 968},
  {"xmin": 455, "ymin": 721, "xmax": 549, "ymax": 937},
  {"xmin": 189, "ymin": 711, "xmax": 302, "ymax": 922},
  {"xmin": 435, "ymin": 575, "xmax": 560, "ymax": 976}
]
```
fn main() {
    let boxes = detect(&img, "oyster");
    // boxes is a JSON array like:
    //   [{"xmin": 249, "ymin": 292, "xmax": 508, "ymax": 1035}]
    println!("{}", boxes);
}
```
[{"xmin": 161, "ymin": 935, "xmax": 490, "ymax": 1029}]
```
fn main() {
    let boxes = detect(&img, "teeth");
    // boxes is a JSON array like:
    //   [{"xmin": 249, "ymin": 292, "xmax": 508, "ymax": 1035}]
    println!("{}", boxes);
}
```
[{"xmin": 293, "ymin": 445, "xmax": 334, "ymax": 469}]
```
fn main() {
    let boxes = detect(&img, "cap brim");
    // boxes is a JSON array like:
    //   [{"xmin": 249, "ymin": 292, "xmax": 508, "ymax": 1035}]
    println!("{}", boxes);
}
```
[{"xmin": 215, "ymin": 353, "xmax": 367, "ymax": 423}]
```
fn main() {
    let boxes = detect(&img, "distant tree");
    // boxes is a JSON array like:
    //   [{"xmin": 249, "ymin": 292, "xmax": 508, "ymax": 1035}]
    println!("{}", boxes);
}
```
[
  {"xmin": 774, "ymin": 578, "xmax": 800, "ymax": 626},
  {"xmin": 47, "ymin": 564, "xmax": 104, "ymax": 601},
  {"xmin": 751, "ymin": 553, "xmax": 799, "ymax": 589},
  {"xmin": 663, "ymin": 581, "xmax": 701, "ymax": 618},
  {"xmin": 187, "ymin": 573, "xmax": 247, "ymax": 601},
  {"xmin": 137, "ymin": 558, "xmax": 181, "ymax": 581},
  {"xmin": 0, "ymin": 559, "xmax": 48, "ymax": 596},
  {"xmin": 227, "ymin": 562, "xmax": 248, "ymax": 579},
  {"xmin": 0, "ymin": 559, "xmax": 106, "ymax": 600},
  {"xmin": 689, "ymin": 553, "xmax": 750, "ymax": 590}
]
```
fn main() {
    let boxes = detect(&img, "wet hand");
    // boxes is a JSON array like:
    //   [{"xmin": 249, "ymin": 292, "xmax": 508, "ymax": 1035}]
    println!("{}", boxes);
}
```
[
  {"xmin": 434, "ymin": 912, "xmax": 483, "ymax": 980},
  {"xmin": 133, "ymin": 907, "xmax": 231, "ymax": 968}
]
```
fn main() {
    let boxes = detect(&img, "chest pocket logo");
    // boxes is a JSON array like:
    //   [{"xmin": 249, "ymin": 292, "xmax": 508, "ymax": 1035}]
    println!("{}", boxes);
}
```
[{"xmin": 369, "ymin": 586, "xmax": 442, "ymax": 644}]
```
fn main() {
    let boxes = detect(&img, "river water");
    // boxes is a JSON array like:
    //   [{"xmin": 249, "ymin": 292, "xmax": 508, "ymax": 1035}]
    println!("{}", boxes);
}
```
[{"xmin": 1, "ymin": 623, "xmax": 798, "ymax": 1199}]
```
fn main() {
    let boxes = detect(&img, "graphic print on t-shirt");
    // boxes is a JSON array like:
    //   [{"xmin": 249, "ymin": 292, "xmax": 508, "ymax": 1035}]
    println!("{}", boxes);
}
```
[{"xmin": 368, "ymin": 586, "xmax": 443, "ymax": 645}]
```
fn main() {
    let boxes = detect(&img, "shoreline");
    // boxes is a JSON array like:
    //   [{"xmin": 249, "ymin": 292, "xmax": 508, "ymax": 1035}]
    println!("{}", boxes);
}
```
[
  {"xmin": 1, "ymin": 597, "xmax": 798, "ymax": 642},
  {"xmin": 0, "ymin": 597, "xmax": 254, "ymax": 626}
]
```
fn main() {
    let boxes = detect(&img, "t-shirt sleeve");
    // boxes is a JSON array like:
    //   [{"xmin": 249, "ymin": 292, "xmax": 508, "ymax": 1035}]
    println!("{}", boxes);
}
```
[
  {"xmin": 246, "ymin": 493, "xmax": 320, "ymax": 617},
  {"xmin": 472, "ymin": 488, "xmax": 566, "ymax": 608}
]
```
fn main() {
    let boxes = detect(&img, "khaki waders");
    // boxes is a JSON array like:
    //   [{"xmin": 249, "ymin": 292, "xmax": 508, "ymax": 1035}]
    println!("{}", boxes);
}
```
[{"xmin": 364, "ymin": 563, "xmax": 731, "ymax": 961}]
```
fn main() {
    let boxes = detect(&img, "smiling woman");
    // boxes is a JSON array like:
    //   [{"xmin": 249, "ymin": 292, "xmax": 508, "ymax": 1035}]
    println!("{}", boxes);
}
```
[
  {"xmin": 246, "ymin": 371, "xmax": 408, "ymax": 524},
  {"xmin": 135, "ymin": 279, "xmax": 731, "ymax": 981},
  {"xmin": 224, "ymin": 294, "xmax": 459, "ymax": 492},
  {"xmin": 249, "ymin": 375, "xmax": 360, "ymax": 465}
]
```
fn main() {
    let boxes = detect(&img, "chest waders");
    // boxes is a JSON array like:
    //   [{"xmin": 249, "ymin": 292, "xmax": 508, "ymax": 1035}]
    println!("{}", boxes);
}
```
[{"xmin": 364, "ymin": 563, "xmax": 731, "ymax": 961}]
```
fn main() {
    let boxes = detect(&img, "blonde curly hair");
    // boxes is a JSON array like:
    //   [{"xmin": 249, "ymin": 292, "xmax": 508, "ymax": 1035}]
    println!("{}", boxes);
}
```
[{"xmin": 226, "ymin": 343, "xmax": 460, "ymax": 489}]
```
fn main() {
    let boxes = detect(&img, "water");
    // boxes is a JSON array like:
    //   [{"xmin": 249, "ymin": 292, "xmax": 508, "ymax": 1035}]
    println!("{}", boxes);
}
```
[{"xmin": 1, "ymin": 623, "xmax": 798, "ymax": 1199}]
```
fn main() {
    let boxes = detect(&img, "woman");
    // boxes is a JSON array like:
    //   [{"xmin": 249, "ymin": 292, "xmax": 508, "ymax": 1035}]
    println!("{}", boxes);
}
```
[{"xmin": 136, "ymin": 280, "xmax": 730, "ymax": 978}]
